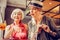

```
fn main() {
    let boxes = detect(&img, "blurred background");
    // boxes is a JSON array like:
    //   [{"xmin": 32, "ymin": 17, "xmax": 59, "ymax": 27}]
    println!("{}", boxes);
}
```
[{"xmin": 0, "ymin": 0, "xmax": 60, "ymax": 40}]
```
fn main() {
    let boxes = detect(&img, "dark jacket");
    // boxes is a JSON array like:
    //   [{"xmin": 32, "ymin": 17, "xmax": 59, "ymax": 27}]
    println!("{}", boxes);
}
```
[{"xmin": 37, "ymin": 16, "xmax": 60, "ymax": 40}]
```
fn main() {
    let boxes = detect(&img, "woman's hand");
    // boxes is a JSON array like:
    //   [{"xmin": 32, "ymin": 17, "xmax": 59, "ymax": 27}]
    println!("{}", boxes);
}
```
[{"xmin": 13, "ymin": 25, "xmax": 21, "ymax": 32}]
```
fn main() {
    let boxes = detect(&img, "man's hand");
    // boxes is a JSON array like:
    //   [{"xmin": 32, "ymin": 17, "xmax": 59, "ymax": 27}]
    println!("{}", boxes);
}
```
[
  {"xmin": 49, "ymin": 31, "xmax": 57, "ymax": 37},
  {"xmin": 42, "ymin": 24, "xmax": 57, "ymax": 36},
  {"xmin": 42, "ymin": 24, "xmax": 51, "ymax": 33}
]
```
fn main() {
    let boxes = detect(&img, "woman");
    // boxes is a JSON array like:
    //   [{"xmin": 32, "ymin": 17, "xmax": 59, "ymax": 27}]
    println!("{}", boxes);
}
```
[{"xmin": 4, "ymin": 9, "xmax": 28, "ymax": 40}]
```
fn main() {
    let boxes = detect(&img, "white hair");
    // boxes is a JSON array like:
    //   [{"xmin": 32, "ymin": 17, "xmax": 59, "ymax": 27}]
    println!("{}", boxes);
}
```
[{"xmin": 11, "ymin": 8, "xmax": 24, "ymax": 20}]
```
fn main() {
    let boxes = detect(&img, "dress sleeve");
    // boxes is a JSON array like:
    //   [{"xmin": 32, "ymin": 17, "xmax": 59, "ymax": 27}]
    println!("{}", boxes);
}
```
[{"xmin": 4, "ymin": 25, "xmax": 14, "ymax": 39}]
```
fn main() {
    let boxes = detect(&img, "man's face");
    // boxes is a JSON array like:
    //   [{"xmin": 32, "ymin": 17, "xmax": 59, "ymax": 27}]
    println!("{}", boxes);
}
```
[{"xmin": 29, "ymin": 6, "xmax": 42, "ymax": 19}]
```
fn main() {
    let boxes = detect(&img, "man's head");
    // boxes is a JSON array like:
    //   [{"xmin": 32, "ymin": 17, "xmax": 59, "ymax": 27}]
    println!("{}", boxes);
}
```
[{"xmin": 28, "ymin": 1, "xmax": 43, "ymax": 19}]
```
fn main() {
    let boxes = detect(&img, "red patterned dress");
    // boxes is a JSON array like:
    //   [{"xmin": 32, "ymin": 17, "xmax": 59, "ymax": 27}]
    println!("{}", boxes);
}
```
[{"xmin": 11, "ymin": 22, "xmax": 28, "ymax": 40}]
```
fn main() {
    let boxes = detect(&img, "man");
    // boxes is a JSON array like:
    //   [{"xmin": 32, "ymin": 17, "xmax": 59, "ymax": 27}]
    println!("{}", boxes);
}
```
[{"xmin": 28, "ymin": 1, "xmax": 60, "ymax": 40}]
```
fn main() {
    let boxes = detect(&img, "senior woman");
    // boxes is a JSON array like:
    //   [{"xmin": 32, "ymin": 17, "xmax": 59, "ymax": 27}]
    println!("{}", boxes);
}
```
[{"xmin": 4, "ymin": 9, "xmax": 28, "ymax": 40}]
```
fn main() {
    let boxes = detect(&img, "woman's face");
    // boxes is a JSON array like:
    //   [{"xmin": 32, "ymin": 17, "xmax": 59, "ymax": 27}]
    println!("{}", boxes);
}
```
[{"xmin": 14, "ymin": 12, "xmax": 22, "ymax": 21}]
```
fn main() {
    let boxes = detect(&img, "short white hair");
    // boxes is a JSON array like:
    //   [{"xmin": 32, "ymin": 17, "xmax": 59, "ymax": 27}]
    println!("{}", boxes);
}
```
[{"xmin": 11, "ymin": 8, "xmax": 24, "ymax": 20}]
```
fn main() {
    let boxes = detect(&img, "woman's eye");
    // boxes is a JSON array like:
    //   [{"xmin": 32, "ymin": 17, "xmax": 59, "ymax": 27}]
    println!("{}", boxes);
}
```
[{"xmin": 15, "ymin": 13, "xmax": 16, "ymax": 15}]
